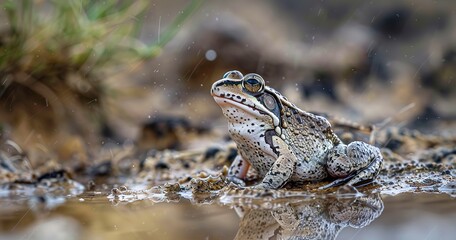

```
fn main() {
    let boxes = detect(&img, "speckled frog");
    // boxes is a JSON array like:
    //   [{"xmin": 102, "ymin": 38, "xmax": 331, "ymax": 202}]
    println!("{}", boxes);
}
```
[{"xmin": 211, "ymin": 70, "xmax": 383, "ymax": 189}]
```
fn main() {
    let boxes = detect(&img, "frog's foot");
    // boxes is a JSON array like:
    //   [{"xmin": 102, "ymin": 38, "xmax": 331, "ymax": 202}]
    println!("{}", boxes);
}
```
[
  {"xmin": 344, "ymin": 156, "xmax": 382, "ymax": 186},
  {"xmin": 228, "ymin": 175, "xmax": 246, "ymax": 187},
  {"xmin": 319, "ymin": 174, "xmax": 374, "ymax": 190},
  {"xmin": 319, "ymin": 177, "xmax": 352, "ymax": 190},
  {"xmin": 323, "ymin": 141, "xmax": 383, "ymax": 190},
  {"xmin": 250, "ymin": 183, "xmax": 271, "ymax": 190}
]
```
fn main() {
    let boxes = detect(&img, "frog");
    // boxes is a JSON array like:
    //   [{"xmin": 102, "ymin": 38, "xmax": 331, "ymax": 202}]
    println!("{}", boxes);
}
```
[
  {"xmin": 211, "ymin": 70, "xmax": 383, "ymax": 189},
  {"xmin": 233, "ymin": 194, "xmax": 383, "ymax": 240}
]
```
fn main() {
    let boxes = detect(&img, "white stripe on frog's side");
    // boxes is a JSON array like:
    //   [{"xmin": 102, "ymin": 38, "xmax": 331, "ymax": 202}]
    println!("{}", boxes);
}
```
[
  {"xmin": 213, "ymin": 95, "xmax": 281, "ymax": 131},
  {"xmin": 220, "ymin": 105, "xmax": 278, "ymax": 177}
]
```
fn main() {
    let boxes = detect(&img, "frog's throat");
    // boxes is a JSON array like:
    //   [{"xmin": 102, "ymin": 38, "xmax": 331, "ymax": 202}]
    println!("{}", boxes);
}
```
[{"xmin": 213, "ymin": 95, "xmax": 281, "ymax": 128}]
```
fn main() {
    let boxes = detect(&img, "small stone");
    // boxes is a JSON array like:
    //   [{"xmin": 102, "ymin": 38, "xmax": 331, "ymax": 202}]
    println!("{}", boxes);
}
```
[
  {"xmin": 87, "ymin": 180, "xmax": 96, "ymax": 191},
  {"xmin": 450, "ymin": 169, "xmax": 456, "ymax": 177},
  {"xmin": 111, "ymin": 188, "xmax": 122, "ymax": 195}
]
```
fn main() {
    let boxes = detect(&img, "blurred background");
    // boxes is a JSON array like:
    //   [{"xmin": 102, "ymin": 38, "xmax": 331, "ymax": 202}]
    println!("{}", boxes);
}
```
[{"xmin": 1, "ymin": 0, "xmax": 455, "ymax": 165}]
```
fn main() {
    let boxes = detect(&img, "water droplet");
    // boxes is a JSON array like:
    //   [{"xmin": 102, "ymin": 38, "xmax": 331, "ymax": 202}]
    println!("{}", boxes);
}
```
[{"xmin": 205, "ymin": 49, "xmax": 217, "ymax": 61}]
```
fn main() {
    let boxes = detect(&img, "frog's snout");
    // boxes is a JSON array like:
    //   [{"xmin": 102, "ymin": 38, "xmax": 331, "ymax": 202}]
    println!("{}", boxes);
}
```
[{"xmin": 210, "ymin": 81, "xmax": 220, "ymax": 96}]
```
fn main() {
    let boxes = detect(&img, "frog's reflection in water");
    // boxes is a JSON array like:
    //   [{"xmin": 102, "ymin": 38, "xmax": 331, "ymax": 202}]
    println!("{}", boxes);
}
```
[{"xmin": 233, "ymin": 194, "xmax": 383, "ymax": 240}]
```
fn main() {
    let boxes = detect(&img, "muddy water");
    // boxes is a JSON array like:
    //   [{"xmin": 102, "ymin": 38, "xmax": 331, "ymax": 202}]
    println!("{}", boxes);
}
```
[{"xmin": 0, "ymin": 192, "xmax": 455, "ymax": 240}]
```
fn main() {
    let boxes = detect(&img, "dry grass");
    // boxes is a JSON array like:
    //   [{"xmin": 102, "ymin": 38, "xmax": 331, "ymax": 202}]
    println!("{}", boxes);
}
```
[{"xmin": 0, "ymin": 0, "xmax": 203, "ymax": 163}]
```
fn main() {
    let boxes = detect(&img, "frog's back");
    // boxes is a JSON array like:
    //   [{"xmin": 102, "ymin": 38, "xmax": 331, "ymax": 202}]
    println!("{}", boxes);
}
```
[{"xmin": 281, "ymin": 105, "xmax": 338, "ymax": 163}]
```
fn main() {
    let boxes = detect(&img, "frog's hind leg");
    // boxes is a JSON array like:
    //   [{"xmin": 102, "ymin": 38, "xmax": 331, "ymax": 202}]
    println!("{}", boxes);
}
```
[{"xmin": 322, "ymin": 142, "xmax": 383, "ymax": 189}]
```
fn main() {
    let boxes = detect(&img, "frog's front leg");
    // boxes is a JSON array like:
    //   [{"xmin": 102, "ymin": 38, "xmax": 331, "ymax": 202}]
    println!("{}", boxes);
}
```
[
  {"xmin": 254, "ymin": 136, "xmax": 297, "ymax": 189},
  {"xmin": 322, "ymin": 141, "xmax": 383, "ymax": 189},
  {"xmin": 228, "ymin": 155, "xmax": 250, "ymax": 187}
]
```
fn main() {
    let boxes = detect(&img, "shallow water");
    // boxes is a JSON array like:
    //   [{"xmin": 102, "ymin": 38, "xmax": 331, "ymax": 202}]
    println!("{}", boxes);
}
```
[{"xmin": 1, "ymin": 192, "xmax": 455, "ymax": 240}]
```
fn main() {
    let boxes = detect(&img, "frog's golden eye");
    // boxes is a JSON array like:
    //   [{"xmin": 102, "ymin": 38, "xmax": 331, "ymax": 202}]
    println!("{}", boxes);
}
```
[
  {"xmin": 242, "ymin": 74, "xmax": 265, "ymax": 94},
  {"xmin": 223, "ymin": 70, "xmax": 243, "ymax": 79}
]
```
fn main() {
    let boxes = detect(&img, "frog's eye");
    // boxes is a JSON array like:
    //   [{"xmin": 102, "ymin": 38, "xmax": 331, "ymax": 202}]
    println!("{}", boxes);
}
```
[
  {"xmin": 223, "ymin": 70, "xmax": 243, "ymax": 79},
  {"xmin": 242, "ymin": 74, "xmax": 265, "ymax": 94}
]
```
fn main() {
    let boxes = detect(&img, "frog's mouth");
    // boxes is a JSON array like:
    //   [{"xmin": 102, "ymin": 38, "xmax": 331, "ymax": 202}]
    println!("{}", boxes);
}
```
[
  {"xmin": 213, "ymin": 95, "xmax": 268, "ymax": 116},
  {"xmin": 213, "ymin": 95, "xmax": 280, "ymax": 127}
]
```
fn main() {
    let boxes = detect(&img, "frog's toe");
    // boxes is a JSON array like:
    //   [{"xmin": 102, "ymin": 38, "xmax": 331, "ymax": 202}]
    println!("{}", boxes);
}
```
[
  {"xmin": 346, "ymin": 154, "xmax": 382, "ymax": 186},
  {"xmin": 319, "ymin": 176, "xmax": 374, "ymax": 190},
  {"xmin": 251, "ymin": 183, "xmax": 268, "ymax": 190},
  {"xmin": 228, "ymin": 176, "xmax": 246, "ymax": 187},
  {"xmin": 319, "ymin": 176, "xmax": 353, "ymax": 190}
]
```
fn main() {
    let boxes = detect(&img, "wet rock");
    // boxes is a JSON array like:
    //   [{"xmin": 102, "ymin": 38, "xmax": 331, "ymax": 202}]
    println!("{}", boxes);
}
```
[
  {"xmin": 88, "ymin": 161, "xmax": 112, "ymax": 177},
  {"xmin": 190, "ymin": 175, "xmax": 226, "ymax": 194},
  {"xmin": 154, "ymin": 161, "xmax": 170, "ymax": 170},
  {"xmin": 373, "ymin": 7, "xmax": 410, "ymax": 38},
  {"xmin": 438, "ymin": 182, "xmax": 456, "ymax": 197},
  {"xmin": 204, "ymin": 147, "xmax": 221, "ymax": 160},
  {"xmin": 111, "ymin": 187, "xmax": 123, "ymax": 196},
  {"xmin": 301, "ymin": 71, "xmax": 338, "ymax": 101},
  {"xmin": 163, "ymin": 182, "xmax": 181, "ymax": 193},
  {"xmin": 37, "ymin": 169, "xmax": 67, "ymax": 182},
  {"xmin": 86, "ymin": 180, "xmax": 96, "ymax": 191},
  {"xmin": 422, "ymin": 48, "xmax": 456, "ymax": 96}
]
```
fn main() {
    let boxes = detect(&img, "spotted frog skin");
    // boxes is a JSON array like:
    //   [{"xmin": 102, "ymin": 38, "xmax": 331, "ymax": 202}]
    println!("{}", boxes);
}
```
[{"xmin": 211, "ymin": 70, "xmax": 383, "ymax": 189}]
